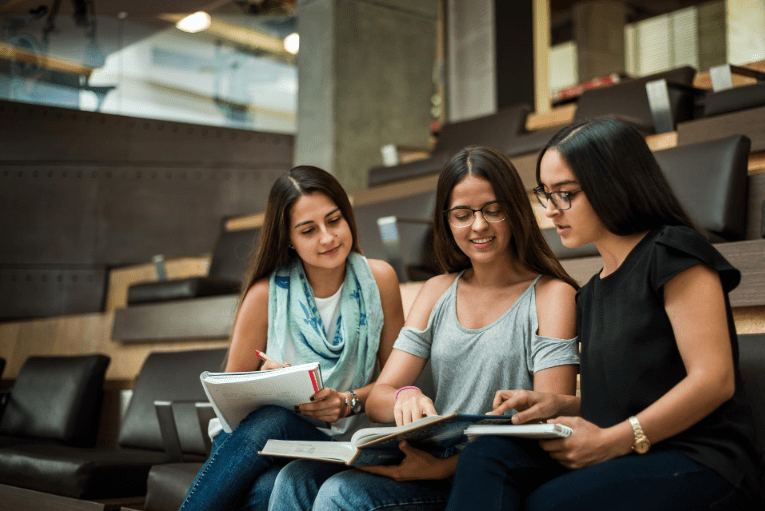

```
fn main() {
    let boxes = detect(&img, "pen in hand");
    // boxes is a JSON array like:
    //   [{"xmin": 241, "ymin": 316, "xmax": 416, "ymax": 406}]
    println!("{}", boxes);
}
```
[{"xmin": 255, "ymin": 350, "xmax": 288, "ymax": 368}]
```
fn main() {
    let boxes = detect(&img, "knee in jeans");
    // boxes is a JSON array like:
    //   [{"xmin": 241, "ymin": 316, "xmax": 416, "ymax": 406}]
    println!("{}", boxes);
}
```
[
  {"xmin": 314, "ymin": 475, "xmax": 351, "ymax": 511},
  {"xmin": 241, "ymin": 405, "xmax": 293, "ymax": 427}
]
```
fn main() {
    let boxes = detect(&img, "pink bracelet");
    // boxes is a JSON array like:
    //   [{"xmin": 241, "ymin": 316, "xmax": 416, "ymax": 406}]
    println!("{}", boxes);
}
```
[{"xmin": 394, "ymin": 386, "xmax": 421, "ymax": 401}]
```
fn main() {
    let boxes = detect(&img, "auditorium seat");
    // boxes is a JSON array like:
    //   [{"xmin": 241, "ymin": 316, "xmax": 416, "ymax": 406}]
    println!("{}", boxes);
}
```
[
  {"xmin": 0, "ymin": 354, "xmax": 109, "ymax": 453},
  {"xmin": 0, "ymin": 349, "xmax": 224, "ymax": 502},
  {"xmin": 368, "ymin": 104, "xmax": 530, "ymax": 187},
  {"xmin": 703, "ymin": 64, "xmax": 765, "ymax": 118},
  {"xmin": 505, "ymin": 66, "xmax": 698, "ymax": 158},
  {"xmin": 127, "ymin": 226, "xmax": 259, "ymax": 305},
  {"xmin": 354, "ymin": 191, "xmax": 440, "ymax": 282},
  {"xmin": 653, "ymin": 134, "xmax": 750, "ymax": 242}
]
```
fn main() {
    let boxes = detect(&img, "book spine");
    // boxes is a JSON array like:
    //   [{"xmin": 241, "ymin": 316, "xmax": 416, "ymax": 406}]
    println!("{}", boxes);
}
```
[{"xmin": 309, "ymin": 369, "xmax": 320, "ymax": 393}]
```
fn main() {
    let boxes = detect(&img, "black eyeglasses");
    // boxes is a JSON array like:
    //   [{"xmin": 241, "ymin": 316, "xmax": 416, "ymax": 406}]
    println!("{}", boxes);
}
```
[
  {"xmin": 533, "ymin": 187, "xmax": 582, "ymax": 211},
  {"xmin": 444, "ymin": 201, "xmax": 507, "ymax": 228}
]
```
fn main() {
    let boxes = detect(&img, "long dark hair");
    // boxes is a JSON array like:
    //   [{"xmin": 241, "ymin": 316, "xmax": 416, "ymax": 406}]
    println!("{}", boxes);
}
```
[
  {"xmin": 536, "ymin": 118, "xmax": 696, "ymax": 235},
  {"xmin": 434, "ymin": 146, "xmax": 579, "ymax": 289},
  {"xmin": 239, "ymin": 165, "xmax": 361, "ymax": 298}
]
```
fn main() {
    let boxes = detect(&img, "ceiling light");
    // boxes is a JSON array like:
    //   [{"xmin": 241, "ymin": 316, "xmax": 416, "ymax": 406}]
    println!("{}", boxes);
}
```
[
  {"xmin": 176, "ymin": 12, "xmax": 212, "ymax": 33},
  {"xmin": 284, "ymin": 33, "xmax": 299, "ymax": 55}
]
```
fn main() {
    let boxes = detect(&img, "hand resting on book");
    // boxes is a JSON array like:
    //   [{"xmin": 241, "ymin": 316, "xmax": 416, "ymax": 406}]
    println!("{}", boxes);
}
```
[{"xmin": 358, "ymin": 440, "xmax": 459, "ymax": 481}]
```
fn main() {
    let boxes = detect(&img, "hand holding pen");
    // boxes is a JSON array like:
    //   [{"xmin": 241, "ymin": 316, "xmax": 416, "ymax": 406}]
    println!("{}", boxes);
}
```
[{"xmin": 255, "ymin": 350, "xmax": 290, "ymax": 371}]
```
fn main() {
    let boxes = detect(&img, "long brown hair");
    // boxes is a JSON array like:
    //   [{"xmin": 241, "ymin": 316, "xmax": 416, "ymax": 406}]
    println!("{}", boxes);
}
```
[
  {"xmin": 239, "ymin": 165, "xmax": 361, "ymax": 298},
  {"xmin": 222, "ymin": 166, "xmax": 361, "ymax": 369},
  {"xmin": 434, "ymin": 146, "xmax": 579, "ymax": 289}
]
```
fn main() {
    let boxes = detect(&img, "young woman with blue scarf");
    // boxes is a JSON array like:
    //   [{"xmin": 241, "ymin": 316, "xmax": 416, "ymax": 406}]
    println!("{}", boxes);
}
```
[
  {"xmin": 267, "ymin": 147, "xmax": 582, "ymax": 510},
  {"xmin": 179, "ymin": 165, "xmax": 405, "ymax": 511}
]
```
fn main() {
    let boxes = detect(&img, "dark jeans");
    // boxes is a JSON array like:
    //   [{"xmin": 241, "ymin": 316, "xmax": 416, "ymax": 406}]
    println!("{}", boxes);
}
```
[
  {"xmin": 179, "ymin": 405, "xmax": 331, "ymax": 511},
  {"xmin": 447, "ymin": 436, "xmax": 744, "ymax": 511}
]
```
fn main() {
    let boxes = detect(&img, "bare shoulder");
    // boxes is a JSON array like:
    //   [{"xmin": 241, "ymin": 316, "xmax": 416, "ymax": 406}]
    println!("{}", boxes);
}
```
[
  {"xmin": 535, "ymin": 275, "xmax": 577, "ymax": 338},
  {"xmin": 535, "ymin": 275, "xmax": 577, "ymax": 305},
  {"xmin": 366, "ymin": 258, "xmax": 400, "ymax": 289},
  {"xmin": 405, "ymin": 272, "xmax": 458, "ymax": 327},
  {"xmin": 239, "ymin": 276, "xmax": 270, "ymax": 317}
]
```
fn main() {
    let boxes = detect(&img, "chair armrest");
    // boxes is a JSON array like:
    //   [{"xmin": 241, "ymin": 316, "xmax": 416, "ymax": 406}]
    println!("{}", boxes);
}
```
[
  {"xmin": 155, "ymin": 399, "xmax": 215, "ymax": 463},
  {"xmin": 645, "ymin": 79, "xmax": 706, "ymax": 134},
  {"xmin": 0, "ymin": 390, "xmax": 9, "ymax": 422},
  {"xmin": 377, "ymin": 216, "xmax": 433, "ymax": 282},
  {"xmin": 710, "ymin": 64, "xmax": 765, "ymax": 92}
]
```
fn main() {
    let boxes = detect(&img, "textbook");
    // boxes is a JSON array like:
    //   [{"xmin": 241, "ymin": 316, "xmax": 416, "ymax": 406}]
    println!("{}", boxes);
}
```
[
  {"xmin": 200, "ymin": 363, "xmax": 323, "ymax": 433},
  {"xmin": 464, "ymin": 423, "xmax": 573, "ymax": 439},
  {"xmin": 259, "ymin": 412, "xmax": 516, "ymax": 466}
]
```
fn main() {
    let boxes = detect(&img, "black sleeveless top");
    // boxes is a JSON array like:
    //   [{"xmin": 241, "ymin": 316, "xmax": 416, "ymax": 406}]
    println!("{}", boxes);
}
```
[{"xmin": 576, "ymin": 225, "xmax": 761, "ymax": 498}]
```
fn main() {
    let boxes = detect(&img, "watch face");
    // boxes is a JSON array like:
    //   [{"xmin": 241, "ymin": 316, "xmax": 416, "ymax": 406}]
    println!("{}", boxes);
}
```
[{"xmin": 635, "ymin": 439, "xmax": 650, "ymax": 454}]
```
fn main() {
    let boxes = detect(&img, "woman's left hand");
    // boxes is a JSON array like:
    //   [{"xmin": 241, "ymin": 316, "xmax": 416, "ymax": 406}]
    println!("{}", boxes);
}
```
[
  {"xmin": 539, "ymin": 417, "xmax": 631, "ymax": 470},
  {"xmin": 358, "ymin": 441, "xmax": 457, "ymax": 481},
  {"xmin": 295, "ymin": 388, "xmax": 349, "ymax": 423}
]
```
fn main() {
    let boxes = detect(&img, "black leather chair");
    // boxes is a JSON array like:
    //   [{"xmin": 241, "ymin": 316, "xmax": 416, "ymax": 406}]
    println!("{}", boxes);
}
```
[
  {"xmin": 506, "ymin": 66, "xmax": 698, "ymax": 158},
  {"xmin": 0, "ymin": 349, "xmax": 224, "ymax": 501},
  {"xmin": 0, "ymin": 354, "xmax": 110, "ymax": 451},
  {"xmin": 703, "ymin": 64, "xmax": 765, "ymax": 118},
  {"xmin": 354, "ymin": 191, "xmax": 440, "ymax": 282},
  {"xmin": 653, "ymin": 134, "xmax": 750, "ymax": 242},
  {"xmin": 127, "ymin": 227, "xmax": 260, "ymax": 305},
  {"xmin": 368, "ymin": 104, "xmax": 530, "ymax": 187}
]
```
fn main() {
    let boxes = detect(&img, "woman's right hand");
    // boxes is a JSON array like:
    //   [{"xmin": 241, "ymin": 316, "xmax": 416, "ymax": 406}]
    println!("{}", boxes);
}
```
[
  {"xmin": 394, "ymin": 388, "xmax": 438, "ymax": 426},
  {"xmin": 488, "ymin": 390, "xmax": 578, "ymax": 424},
  {"xmin": 261, "ymin": 358, "xmax": 289, "ymax": 371}
]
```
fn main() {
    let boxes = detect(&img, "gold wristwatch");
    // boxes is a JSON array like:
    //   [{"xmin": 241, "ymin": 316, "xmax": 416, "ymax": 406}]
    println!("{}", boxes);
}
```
[{"xmin": 628, "ymin": 416, "xmax": 650, "ymax": 454}]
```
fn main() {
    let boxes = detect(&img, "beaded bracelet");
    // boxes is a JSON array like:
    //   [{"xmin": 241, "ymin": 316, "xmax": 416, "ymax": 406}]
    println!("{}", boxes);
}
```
[{"xmin": 394, "ymin": 385, "xmax": 421, "ymax": 401}]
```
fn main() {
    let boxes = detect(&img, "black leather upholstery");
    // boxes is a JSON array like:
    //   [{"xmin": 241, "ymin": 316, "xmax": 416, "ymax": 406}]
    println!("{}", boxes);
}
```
[
  {"xmin": 146, "ymin": 462, "xmax": 203, "ymax": 511},
  {"xmin": 354, "ymin": 191, "xmax": 439, "ymax": 282},
  {"xmin": 654, "ymin": 135, "xmax": 750, "ymax": 242},
  {"xmin": 0, "ymin": 349, "xmax": 225, "ymax": 500},
  {"xmin": 0, "ymin": 354, "xmax": 109, "ymax": 447},
  {"xmin": 704, "ymin": 82, "xmax": 765, "ymax": 118},
  {"xmin": 127, "ymin": 227, "xmax": 259, "ymax": 305},
  {"xmin": 506, "ymin": 66, "xmax": 698, "ymax": 158},
  {"xmin": 368, "ymin": 104, "xmax": 530, "ymax": 187}
]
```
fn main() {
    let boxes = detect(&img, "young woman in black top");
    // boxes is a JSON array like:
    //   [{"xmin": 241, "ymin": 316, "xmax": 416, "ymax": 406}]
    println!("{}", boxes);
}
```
[{"xmin": 445, "ymin": 118, "xmax": 762, "ymax": 510}]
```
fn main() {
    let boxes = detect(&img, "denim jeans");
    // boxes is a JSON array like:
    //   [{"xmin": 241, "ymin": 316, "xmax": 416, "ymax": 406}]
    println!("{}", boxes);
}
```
[
  {"xmin": 179, "ymin": 405, "xmax": 331, "ymax": 511},
  {"xmin": 269, "ymin": 459, "xmax": 453, "ymax": 511},
  {"xmin": 447, "ymin": 436, "xmax": 744, "ymax": 511}
]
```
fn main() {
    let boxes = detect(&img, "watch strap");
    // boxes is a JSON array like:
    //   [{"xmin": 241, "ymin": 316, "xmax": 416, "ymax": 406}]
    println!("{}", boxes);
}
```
[{"xmin": 628, "ymin": 416, "xmax": 650, "ymax": 454}]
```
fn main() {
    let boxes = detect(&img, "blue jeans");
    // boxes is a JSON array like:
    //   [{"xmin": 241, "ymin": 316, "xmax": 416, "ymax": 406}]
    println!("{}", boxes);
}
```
[
  {"xmin": 179, "ymin": 405, "xmax": 331, "ymax": 511},
  {"xmin": 448, "ymin": 436, "xmax": 744, "ymax": 511},
  {"xmin": 269, "ymin": 459, "xmax": 453, "ymax": 511}
]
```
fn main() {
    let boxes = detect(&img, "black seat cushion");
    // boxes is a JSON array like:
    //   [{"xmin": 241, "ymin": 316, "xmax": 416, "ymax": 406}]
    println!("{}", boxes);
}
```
[
  {"xmin": 145, "ymin": 462, "xmax": 203, "ymax": 511},
  {"xmin": 368, "ymin": 105, "xmax": 529, "ymax": 187},
  {"xmin": 653, "ymin": 135, "xmax": 750, "ymax": 242},
  {"xmin": 0, "ymin": 354, "xmax": 110, "ymax": 447},
  {"xmin": 118, "ymin": 349, "xmax": 227, "ymax": 455},
  {"xmin": 704, "ymin": 82, "xmax": 765, "ymax": 118},
  {"xmin": 126, "ymin": 227, "xmax": 259, "ymax": 305},
  {"xmin": 127, "ymin": 277, "xmax": 240, "ymax": 305},
  {"xmin": 0, "ymin": 443, "xmax": 198, "ymax": 499}
]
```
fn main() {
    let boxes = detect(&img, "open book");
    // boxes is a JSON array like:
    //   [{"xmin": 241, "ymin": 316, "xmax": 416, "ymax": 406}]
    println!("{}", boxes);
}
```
[
  {"xmin": 259, "ymin": 412, "xmax": 516, "ymax": 466},
  {"xmin": 200, "ymin": 363, "xmax": 323, "ymax": 433},
  {"xmin": 465, "ymin": 423, "xmax": 572, "ymax": 439}
]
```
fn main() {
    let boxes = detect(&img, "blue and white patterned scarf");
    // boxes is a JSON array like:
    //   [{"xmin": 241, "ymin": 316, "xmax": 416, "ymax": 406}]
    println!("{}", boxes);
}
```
[{"xmin": 266, "ymin": 251, "xmax": 383, "ymax": 391}]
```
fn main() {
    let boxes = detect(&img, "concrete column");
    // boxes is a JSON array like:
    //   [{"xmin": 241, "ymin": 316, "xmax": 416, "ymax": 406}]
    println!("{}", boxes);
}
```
[
  {"xmin": 698, "ymin": 1, "xmax": 726, "ymax": 72},
  {"xmin": 295, "ymin": 0, "xmax": 438, "ymax": 194},
  {"xmin": 446, "ymin": 0, "xmax": 543, "ymax": 121},
  {"xmin": 727, "ymin": 0, "xmax": 765, "ymax": 65},
  {"xmin": 573, "ymin": 1, "xmax": 626, "ymax": 81}
]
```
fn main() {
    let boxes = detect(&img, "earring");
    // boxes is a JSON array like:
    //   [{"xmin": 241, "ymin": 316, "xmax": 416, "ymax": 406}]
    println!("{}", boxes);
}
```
[{"xmin": 288, "ymin": 244, "xmax": 294, "ymax": 249}]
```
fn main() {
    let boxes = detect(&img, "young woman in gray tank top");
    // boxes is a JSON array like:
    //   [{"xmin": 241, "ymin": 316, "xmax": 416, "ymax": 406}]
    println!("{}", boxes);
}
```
[{"xmin": 268, "ymin": 147, "xmax": 581, "ymax": 511}]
